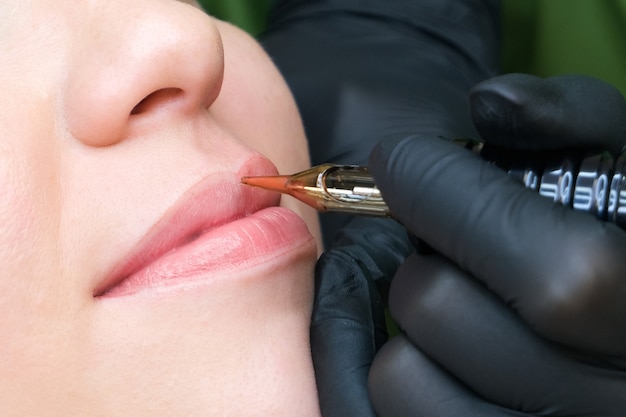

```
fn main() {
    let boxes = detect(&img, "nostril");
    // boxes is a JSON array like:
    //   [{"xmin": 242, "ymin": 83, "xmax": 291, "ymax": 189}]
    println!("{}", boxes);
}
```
[{"xmin": 130, "ymin": 87, "xmax": 184, "ymax": 115}]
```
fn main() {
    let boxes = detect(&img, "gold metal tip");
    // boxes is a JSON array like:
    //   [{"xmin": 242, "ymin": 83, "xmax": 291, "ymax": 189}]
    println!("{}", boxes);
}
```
[
  {"xmin": 240, "ymin": 175, "xmax": 291, "ymax": 194},
  {"xmin": 242, "ymin": 164, "xmax": 391, "ymax": 217}
]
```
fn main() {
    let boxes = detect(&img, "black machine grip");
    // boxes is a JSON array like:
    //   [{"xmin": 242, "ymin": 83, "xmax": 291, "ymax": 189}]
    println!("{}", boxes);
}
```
[{"xmin": 465, "ymin": 141, "xmax": 626, "ymax": 230}]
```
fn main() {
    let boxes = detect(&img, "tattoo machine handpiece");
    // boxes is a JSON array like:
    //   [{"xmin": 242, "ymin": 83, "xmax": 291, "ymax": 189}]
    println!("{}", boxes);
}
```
[
  {"xmin": 241, "ymin": 144, "xmax": 626, "ymax": 229},
  {"xmin": 241, "ymin": 164, "xmax": 389, "ymax": 217}
]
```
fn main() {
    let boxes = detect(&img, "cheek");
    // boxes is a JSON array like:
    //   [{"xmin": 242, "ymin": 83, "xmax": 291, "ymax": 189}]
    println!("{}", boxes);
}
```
[
  {"xmin": 0, "ymin": 101, "xmax": 90, "ymax": 413},
  {"xmin": 0, "ymin": 191, "xmax": 39, "ymax": 292},
  {"xmin": 211, "ymin": 21, "xmax": 311, "ymax": 174},
  {"xmin": 0, "ymin": 98, "xmax": 65, "ymax": 342},
  {"xmin": 0, "ymin": 135, "xmax": 61, "ymax": 275}
]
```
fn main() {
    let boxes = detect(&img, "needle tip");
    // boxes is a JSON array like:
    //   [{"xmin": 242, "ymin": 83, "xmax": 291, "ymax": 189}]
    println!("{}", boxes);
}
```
[{"xmin": 240, "ymin": 175, "xmax": 291, "ymax": 193}]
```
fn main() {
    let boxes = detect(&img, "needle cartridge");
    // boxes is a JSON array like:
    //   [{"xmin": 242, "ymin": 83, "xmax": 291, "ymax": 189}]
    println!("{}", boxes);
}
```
[{"xmin": 241, "ymin": 164, "xmax": 390, "ymax": 217}]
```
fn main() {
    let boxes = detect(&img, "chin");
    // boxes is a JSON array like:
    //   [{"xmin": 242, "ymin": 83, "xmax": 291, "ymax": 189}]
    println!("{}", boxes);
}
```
[{"xmin": 71, "ymin": 236, "xmax": 321, "ymax": 417}]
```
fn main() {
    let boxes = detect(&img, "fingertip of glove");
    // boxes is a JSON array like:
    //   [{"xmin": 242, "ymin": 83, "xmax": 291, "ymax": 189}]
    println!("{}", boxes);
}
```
[
  {"xmin": 370, "ymin": 134, "xmax": 418, "ymax": 168},
  {"xmin": 369, "ymin": 133, "xmax": 442, "ymax": 185},
  {"xmin": 469, "ymin": 73, "xmax": 547, "ymax": 148},
  {"xmin": 470, "ymin": 73, "xmax": 542, "ymax": 104},
  {"xmin": 470, "ymin": 73, "xmax": 626, "ymax": 154},
  {"xmin": 369, "ymin": 134, "xmax": 472, "ymax": 225},
  {"xmin": 369, "ymin": 134, "xmax": 438, "ymax": 212}
]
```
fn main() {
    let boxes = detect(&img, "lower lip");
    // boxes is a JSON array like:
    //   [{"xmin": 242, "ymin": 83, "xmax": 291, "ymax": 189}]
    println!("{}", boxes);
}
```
[{"xmin": 99, "ymin": 207, "xmax": 315, "ymax": 298}]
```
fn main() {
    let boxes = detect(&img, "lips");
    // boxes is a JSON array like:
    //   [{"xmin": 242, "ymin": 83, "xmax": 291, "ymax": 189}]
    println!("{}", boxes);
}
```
[{"xmin": 94, "ymin": 156, "xmax": 315, "ymax": 298}]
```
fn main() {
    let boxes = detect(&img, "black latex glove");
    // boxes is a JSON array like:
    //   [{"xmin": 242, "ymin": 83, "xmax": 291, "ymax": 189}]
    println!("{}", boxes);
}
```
[
  {"xmin": 368, "ymin": 74, "xmax": 626, "ymax": 416},
  {"xmin": 311, "ymin": 217, "xmax": 411, "ymax": 417}
]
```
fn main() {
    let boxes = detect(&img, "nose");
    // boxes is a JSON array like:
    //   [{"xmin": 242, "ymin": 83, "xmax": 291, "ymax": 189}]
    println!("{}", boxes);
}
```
[{"xmin": 63, "ymin": 2, "xmax": 224, "ymax": 147}]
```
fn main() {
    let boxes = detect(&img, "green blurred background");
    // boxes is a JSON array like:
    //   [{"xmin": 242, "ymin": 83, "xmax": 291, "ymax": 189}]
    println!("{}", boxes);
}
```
[
  {"xmin": 198, "ymin": 0, "xmax": 626, "ymax": 95},
  {"xmin": 199, "ymin": 0, "xmax": 271, "ymax": 37}
]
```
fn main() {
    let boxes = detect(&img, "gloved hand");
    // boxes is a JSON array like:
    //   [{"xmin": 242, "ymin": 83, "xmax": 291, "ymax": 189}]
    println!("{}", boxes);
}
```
[
  {"xmin": 368, "ymin": 73, "xmax": 626, "ymax": 416},
  {"xmin": 311, "ymin": 217, "xmax": 412, "ymax": 417}
]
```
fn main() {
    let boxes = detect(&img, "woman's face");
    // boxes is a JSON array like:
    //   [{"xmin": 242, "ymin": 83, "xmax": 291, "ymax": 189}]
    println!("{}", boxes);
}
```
[{"xmin": 0, "ymin": 1, "xmax": 321, "ymax": 415}]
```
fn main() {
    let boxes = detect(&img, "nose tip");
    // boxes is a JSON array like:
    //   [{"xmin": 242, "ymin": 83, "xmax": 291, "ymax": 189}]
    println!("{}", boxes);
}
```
[{"xmin": 63, "ymin": 2, "xmax": 224, "ymax": 147}]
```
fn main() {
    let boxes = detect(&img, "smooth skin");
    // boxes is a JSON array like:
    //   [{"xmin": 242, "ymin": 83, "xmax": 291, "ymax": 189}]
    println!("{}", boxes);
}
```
[{"xmin": 0, "ymin": 1, "xmax": 321, "ymax": 416}]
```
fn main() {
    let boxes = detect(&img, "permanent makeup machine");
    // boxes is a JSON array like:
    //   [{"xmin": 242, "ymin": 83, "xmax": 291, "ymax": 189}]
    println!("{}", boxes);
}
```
[{"xmin": 243, "ymin": 141, "xmax": 626, "ymax": 229}]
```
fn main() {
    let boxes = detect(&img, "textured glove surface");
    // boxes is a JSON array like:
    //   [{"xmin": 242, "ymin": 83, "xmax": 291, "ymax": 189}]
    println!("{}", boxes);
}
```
[
  {"xmin": 312, "ymin": 217, "xmax": 411, "ymax": 417},
  {"xmin": 368, "ymin": 74, "xmax": 626, "ymax": 416}
]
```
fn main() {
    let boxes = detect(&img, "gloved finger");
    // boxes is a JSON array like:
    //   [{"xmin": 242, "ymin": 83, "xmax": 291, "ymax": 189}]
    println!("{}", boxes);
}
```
[
  {"xmin": 311, "ymin": 217, "xmax": 413, "ymax": 417},
  {"xmin": 369, "ymin": 336, "xmax": 527, "ymax": 417},
  {"xmin": 311, "ymin": 250, "xmax": 382, "ymax": 417},
  {"xmin": 369, "ymin": 134, "xmax": 626, "ymax": 355},
  {"xmin": 470, "ymin": 73, "xmax": 626, "ymax": 155},
  {"xmin": 388, "ymin": 252, "xmax": 626, "ymax": 413}
]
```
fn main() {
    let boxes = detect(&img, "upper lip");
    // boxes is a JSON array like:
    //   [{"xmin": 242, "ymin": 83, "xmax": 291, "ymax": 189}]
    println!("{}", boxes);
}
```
[{"xmin": 94, "ymin": 155, "xmax": 280, "ymax": 297}]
